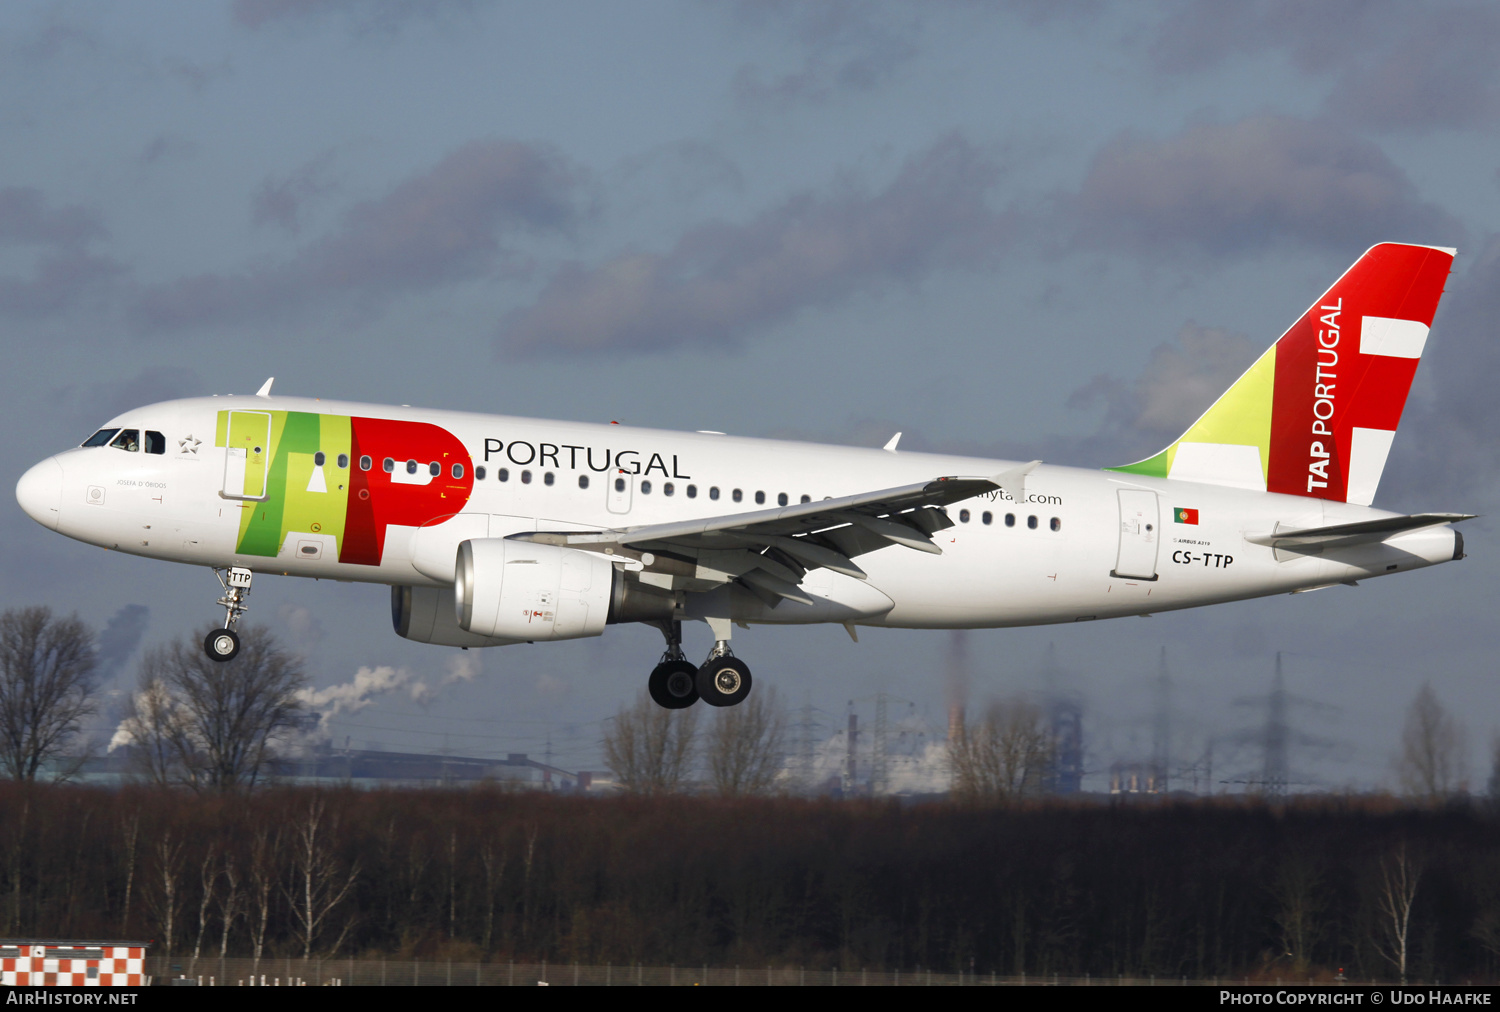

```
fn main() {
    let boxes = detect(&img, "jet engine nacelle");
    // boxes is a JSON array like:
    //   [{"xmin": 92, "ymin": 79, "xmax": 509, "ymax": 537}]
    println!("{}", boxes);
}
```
[
  {"xmin": 456, "ymin": 538, "xmax": 615, "ymax": 641},
  {"xmin": 391, "ymin": 584, "xmax": 521, "ymax": 648}
]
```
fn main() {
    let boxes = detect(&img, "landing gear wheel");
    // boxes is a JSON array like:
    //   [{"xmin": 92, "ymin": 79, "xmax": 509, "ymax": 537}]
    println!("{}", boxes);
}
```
[
  {"xmin": 648, "ymin": 660, "xmax": 700, "ymax": 709},
  {"xmin": 204, "ymin": 628, "xmax": 240, "ymax": 663},
  {"xmin": 697, "ymin": 656, "xmax": 752, "ymax": 707}
]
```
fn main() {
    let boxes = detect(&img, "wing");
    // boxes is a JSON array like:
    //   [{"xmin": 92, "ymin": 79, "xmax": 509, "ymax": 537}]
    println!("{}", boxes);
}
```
[{"xmin": 515, "ymin": 474, "xmax": 1004, "ymax": 607}]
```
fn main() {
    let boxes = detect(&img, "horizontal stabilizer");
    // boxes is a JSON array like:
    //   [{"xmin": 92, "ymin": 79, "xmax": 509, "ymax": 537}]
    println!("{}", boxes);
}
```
[{"xmin": 1246, "ymin": 512, "xmax": 1474, "ymax": 552}]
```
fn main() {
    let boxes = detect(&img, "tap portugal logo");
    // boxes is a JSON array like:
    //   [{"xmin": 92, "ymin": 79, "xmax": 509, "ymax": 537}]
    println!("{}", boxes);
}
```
[{"xmin": 216, "ymin": 410, "xmax": 474, "ymax": 566}]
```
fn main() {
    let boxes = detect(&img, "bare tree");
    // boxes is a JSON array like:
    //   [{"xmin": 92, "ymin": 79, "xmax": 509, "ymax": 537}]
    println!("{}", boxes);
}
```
[
  {"xmin": 118, "ymin": 812, "xmax": 140, "ymax": 934},
  {"xmin": 1270, "ymin": 853, "xmax": 1327, "ymax": 973},
  {"xmin": 284, "ymin": 795, "xmax": 359, "ymax": 958},
  {"xmin": 1396, "ymin": 683, "xmax": 1467, "ymax": 800},
  {"xmin": 706, "ymin": 688, "xmax": 786, "ymax": 796},
  {"xmin": 602, "ymin": 691, "xmax": 699, "ymax": 794},
  {"xmin": 217, "ymin": 854, "xmax": 242, "ymax": 961},
  {"xmin": 1372, "ymin": 842, "xmax": 1423, "ymax": 984},
  {"xmin": 0, "ymin": 608, "xmax": 98, "ymax": 781},
  {"xmin": 949, "ymin": 698, "xmax": 1056, "ymax": 800},
  {"xmin": 120, "ymin": 627, "xmax": 307, "ymax": 790},
  {"xmin": 247, "ymin": 828, "xmax": 277, "ymax": 973},
  {"xmin": 149, "ymin": 831, "xmax": 185, "ymax": 960},
  {"xmin": 188, "ymin": 845, "xmax": 218, "ymax": 974},
  {"xmin": 118, "ymin": 673, "xmax": 185, "ymax": 787}
]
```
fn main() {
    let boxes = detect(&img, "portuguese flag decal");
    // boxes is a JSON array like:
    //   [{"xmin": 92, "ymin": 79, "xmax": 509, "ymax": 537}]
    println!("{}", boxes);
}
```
[{"xmin": 1174, "ymin": 507, "xmax": 1199, "ymax": 525}]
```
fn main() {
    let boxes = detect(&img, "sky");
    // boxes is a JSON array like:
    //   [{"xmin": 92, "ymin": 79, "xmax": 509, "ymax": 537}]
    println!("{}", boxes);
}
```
[{"xmin": 4, "ymin": 0, "xmax": 1500, "ymax": 791}]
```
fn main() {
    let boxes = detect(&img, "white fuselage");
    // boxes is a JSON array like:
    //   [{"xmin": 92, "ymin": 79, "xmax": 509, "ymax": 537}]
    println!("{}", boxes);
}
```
[{"xmin": 18, "ymin": 395, "xmax": 1461, "ymax": 634}]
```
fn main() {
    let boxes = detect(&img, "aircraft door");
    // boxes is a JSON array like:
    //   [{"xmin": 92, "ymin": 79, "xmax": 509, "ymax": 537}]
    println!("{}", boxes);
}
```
[
  {"xmin": 1112, "ymin": 489, "xmax": 1160, "ymax": 580},
  {"xmin": 606, "ymin": 470, "xmax": 632, "ymax": 514},
  {"xmin": 222, "ymin": 411, "xmax": 272, "ymax": 501}
]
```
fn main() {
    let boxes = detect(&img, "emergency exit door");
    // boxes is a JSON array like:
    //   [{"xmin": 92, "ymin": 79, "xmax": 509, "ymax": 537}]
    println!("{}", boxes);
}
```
[
  {"xmin": 606, "ymin": 471, "xmax": 632, "ymax": 514},
  {"xmin": 1112, "ymin": 489, "xmax": 1160, "ymax": 580},
  {"xmin": 222, "ymin": 411, "xmax": 271, "ymax": 500}
]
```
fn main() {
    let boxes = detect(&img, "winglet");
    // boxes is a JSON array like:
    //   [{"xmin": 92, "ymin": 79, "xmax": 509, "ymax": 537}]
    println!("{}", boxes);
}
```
[
  {"xmin": 991, "ymin": 460, "xmax": 1041, "ymax": 504},
  {"xmin": 883, "ymin": 432, "xmax": 902, "ymax": 452},
  {"xmin": 255, "ymin": 377, "xmax": 275, "ymax": 398}
]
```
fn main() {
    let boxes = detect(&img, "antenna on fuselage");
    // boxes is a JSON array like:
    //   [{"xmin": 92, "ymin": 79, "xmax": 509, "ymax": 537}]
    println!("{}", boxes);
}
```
[{"xmin": 255, "ymin": 377, "xmax": 274, "ymax": 398}]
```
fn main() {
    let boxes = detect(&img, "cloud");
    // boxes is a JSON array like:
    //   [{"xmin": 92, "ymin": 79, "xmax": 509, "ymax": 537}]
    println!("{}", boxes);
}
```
[
  {"xmin": 0, "ymin": 188, "xmax": 106, "ymax": 246},
  {"xmin": 130, "ymin": 139, "xmax": 581, "ymax": 332},
  {"xmin": 501, "ymin": 133, "xmax": 1011, "ymax": 355},
  {"xmin": 276, "ymin": 603, "xmax": 325, "ymax": 652},
  {"xmin": 55, "ymin": 366, "xmax": 202, "ymax": 433},
  {"xmin": 251, "ymin": 154, "xmax": 341, "ymax": 232},
  {"xmin": 0, "ymin": 187, "xmax": 123, "ymax": 318},
  {"xmin": 730, "ymin": 1, "xmax": 921, "ymax": 109},
  {"xmin": 95, "ymin": 604, "xmax": 149, "ymax": 683},
  {"xmin": 1068, "ymin": 322, "xmax": 1261, "ymax": 453},
  {"xmin": 297, "ymin": 652, "xmax": 483, "ymax": 721},
  {"xmin": 1064, "ymin": 115, "xmax": 1463, "ymax": 259},
  {"xmin": 1323, "ymin": 7, "xmax": 1500, "ymax": 132},
  {"xmin": 1149, "ymin": 1, "xmax": 1500, "ymax": 133},
  {"xmin": 231, "ymin": 0, "xmax": 477, "ymax": 33},
  {"xmin": 139, "ymin": 133, "xmax": 198, "ymax": 166},
  {"xmin": 0, "ymin": 250, "xmax": 126, "ymax": 318}
]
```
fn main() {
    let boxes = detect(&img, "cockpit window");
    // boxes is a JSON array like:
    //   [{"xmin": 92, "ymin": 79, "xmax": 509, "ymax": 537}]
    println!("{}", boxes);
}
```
[
  {"xmin": 109, "ymin": 429, "xmax": 141, "ymax": 452},
  {"xmin": 82, "ymin": 429, "xmax": 120, "ymax": 448},
  {"xmin": 145, "ymin": 431, "xmax": 165, "ymax": 455}
]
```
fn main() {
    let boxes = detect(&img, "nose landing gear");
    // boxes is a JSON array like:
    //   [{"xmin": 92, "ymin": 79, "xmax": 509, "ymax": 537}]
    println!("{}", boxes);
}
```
[{"xmin": 204, "ymin": 566, "xmax": 253, "ymax": 663}]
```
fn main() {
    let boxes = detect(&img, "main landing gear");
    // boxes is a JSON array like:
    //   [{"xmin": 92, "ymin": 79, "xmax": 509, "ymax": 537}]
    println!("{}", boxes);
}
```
[
  {"xmin": 204, "ymin": 566, "xmax": 253, "ymax": 663},
  {"xmin": 646, "ymin": 621, "xmax": 753, "ymax": 709}
]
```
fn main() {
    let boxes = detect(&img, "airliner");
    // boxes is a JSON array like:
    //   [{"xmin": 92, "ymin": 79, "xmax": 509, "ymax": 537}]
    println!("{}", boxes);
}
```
[{"xmin": 14, "ymin": 244, "xmax": 1470, "ymax": 709}]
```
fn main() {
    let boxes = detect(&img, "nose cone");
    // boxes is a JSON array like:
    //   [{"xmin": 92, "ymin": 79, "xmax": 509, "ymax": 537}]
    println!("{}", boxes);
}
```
[{"xmin": 16, "ymin": 458, "xmax": 62, "ymax": 531}]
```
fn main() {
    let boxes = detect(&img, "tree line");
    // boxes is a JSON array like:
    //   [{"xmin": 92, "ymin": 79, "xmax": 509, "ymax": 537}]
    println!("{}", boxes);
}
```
[{"xmin": 1, "ymin": 782, "xmax": 1500, "ymax": 981}]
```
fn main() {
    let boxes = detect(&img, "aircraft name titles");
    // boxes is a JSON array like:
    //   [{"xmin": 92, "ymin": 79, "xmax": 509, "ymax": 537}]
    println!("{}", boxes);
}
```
[{"xmin": 480, "ymin": 438, "xmax": 690, "ymax": 479}]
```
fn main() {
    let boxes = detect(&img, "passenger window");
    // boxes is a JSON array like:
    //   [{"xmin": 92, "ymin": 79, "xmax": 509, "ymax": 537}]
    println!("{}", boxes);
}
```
[
  {"xmin": 709, "ymin": 487, "xmax": 720, "ymax": 500},
  {"xmin": 498, "ymin": 468, "xmax": 509, "ymax": 482},
  {"xmin": 314, "ymin": 451, "xmax": 325, "ymax": 466},
  {"xmin": 1005, "ymin": 513, "xmax": 1015, "ymax": 527},
  {"xmin": 406, "ymin": 460, "xmax": 418, "ymax": 475},
  {"xmin": 360, "ymin": 455, "xmax": 372, "ymax": 471},
  {"xmin": 1051, "ymin": 517, "xmax": 1061, "ymax": 532},
  {"xmin": 777, "ymin": 492, "xmax": 788, "ymax": 506},
  {"xmin": 578, "ymin": 475, "xmax": 589, "ymax": 490},
  {"xmin": 687, "ymin": 485, "xmax": 697, "ymax": 499},
  {"xmin": 982, "ymin": 511, "xmax": 993, "ymax": 525},
  {"xmin": 82, "ymin": 428, "xmax": 119, "ymax": 448},
  {"xmin": 755, "ymin": 491, "xmax": 765, "ymax": 505},
  {"xmin": 145, "ymin": 431, "xmax": 166, "ymax": 455},
  {"xmin": 664, "ymin": 482, "xmax": 674, "ymax": 496},
  {"xmin": 614, "ymin": 477, "xmax": 625, "ymax": 492},
  {"xmin": 640, "ymin": 480, "xmax": 652, "ymax": 494},
  {"xmin": 732, "ymin": 489, "xmax": 743, "ymax": 503},
  {"xmin": 521, "ymin": 470, "xmax": 532, "ymax": 484},
  {"xmin": 383, "ymin": 458, "xmax": 394, "ymax": 473},
  {"xmin": 476, "ymin": 466, "xmax": 487, "ymax": 480},
  {"xmin": 1028, "ymin": 515, "xmax": 1038, "ymax": 529},
  {"xmin": 544, "ymin": 472, "xmax": 554, "ymax": 486},
  {"xmin": 452, "ymin": 463, "xmax": 464, "ymax": 479},
  {"xmin": 428, "ymin": 461, "xmax": 439, "ymax": 477},
  {"xmin": 959, "ymin": 509, "xmax": 970, "ymax": 523},
  {"xmin": 337, "ymin": 454, "xmax": 349, "ymax": 469},
  {"xmin": 800, "ymin": 495, "xmax": 810, "ymax": 504},
  {"xmin": 110, "ymin": 430, "xmax": 140, "ymax": 452}
]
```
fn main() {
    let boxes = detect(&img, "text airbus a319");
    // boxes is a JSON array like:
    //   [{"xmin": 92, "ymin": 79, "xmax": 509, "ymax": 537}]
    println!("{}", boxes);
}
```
[{"xmin": 15, "ymin": 243, "xmax": 1470, "ymax": 709}]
